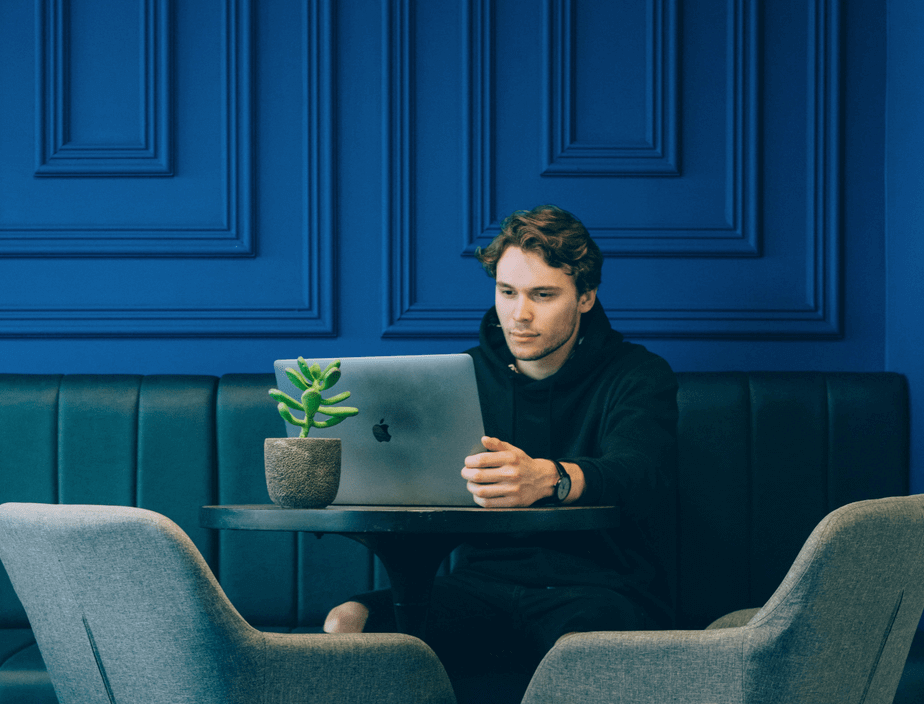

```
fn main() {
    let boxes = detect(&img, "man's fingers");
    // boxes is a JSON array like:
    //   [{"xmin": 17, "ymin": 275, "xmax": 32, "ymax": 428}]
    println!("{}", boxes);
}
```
[
  {"xmin": 466, "ymin": 480, "xmax": 524, "ymax": 503},
  {"xmin": 464, "ymin": 437, "xmax": 521, "ymax": 467},
  {"xmin": 466, "ymin": 480, "xmax": 504, "ymax": 497},
  {"xmin": 462, "ymin": 437, "xmax": 536, "ymax": 508},
  {"xmin": 481, "ymin": 436, "xmax": 515, "ymax": 452},
  {"xmin": 464, "ymin": 450, "xmax": 515, "ymax": 469},
  {"xmin": 461, "ymin": 464, "xmax": 517, "ymax": 484}
]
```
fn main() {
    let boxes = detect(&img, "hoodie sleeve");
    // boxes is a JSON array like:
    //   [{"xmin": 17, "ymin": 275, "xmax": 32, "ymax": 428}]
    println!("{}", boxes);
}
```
[{"xmin": 562, "ymin": 353, "xmax": 678, "ymax": 518}]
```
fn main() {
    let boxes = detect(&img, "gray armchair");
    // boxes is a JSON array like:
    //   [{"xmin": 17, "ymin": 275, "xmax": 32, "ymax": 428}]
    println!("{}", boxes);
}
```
[
  {"xmin": 0, "ymin": 503, "xmax": 456, "ymax": 704},
  {"xmin": 523, "ymin": 495, "xmax": 924, "ymax": 704}
]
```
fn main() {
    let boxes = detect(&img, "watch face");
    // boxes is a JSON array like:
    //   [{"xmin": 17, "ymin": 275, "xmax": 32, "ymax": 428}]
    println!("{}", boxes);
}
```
[{"xmin": 556, "ymin": 476, "xmax": 572, "ymax": 502}]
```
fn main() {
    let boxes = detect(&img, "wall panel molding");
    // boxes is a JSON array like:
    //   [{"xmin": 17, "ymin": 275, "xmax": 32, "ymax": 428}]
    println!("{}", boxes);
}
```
[
  {"xmin": 382, "ymin": 0, "xmax": 417, "ymax": 336},
  {"xmin": 0, "ymin": 0, "xmax": 253, "ymax": 257},
  {"xmin": 464, "ymin": 0, "xmax": 759, "ymax": 258},
  {"xmin": 383, "ymin": 0, "xmax": 840, "ymax": 339},
  {"xmin": 596, "ymin": 0, "xmax": 841, "ymax": 339},
  {"xmin": 541, "ymin": 0, "xmax": 679, "ymax": 177},
  {"xmin": 0, "ymin": 0, "xmax": 336, "ymax": 337},
  {"xmin": 299, "ymin": 0, "xmax": 337, "ymax": 337},
  {"xmin": 382, "ymin": 0, "xmax": 483, "ymax": 338},
  {"xmin": 35, "ymin": 0, "xmax": 173, "ymax": 176}
]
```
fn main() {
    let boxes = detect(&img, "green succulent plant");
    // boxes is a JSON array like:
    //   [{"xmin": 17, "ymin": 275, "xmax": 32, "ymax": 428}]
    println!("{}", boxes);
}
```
[{"xmin": 269, "ymin": 358, "xmax": 359, "ymax": 438}]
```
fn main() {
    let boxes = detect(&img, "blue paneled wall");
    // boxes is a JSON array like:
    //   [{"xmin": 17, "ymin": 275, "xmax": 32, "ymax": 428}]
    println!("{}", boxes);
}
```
[{"xmin": 0, "ymin": 0, "xmax": 916, "ymax": 490}]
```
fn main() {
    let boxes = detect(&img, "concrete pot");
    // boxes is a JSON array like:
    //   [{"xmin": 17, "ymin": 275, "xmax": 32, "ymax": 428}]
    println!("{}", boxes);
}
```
[{"xmin": 264, "ymin": 437, "xmax": 341, "ymax": 508}]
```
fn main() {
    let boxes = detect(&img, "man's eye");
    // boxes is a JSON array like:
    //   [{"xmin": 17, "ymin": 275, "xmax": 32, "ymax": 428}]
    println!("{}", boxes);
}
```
[{"xmin": 499, "ymin": 289, "xmax": 515, "ymax": 297}]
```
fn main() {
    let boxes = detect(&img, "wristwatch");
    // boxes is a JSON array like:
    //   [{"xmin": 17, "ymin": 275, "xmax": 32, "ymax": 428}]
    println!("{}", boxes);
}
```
[{"xmin": 550, "ymin": 460, "xmax": 572, "ymax": 505}]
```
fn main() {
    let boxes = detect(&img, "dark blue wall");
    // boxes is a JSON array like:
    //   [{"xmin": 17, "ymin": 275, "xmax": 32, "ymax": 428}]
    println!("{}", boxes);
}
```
[
  {"xmin": 0, "ymin": 1, "xmax": 916, "ymax": 489},
  {"xmin": 887, "ymin": 0, "xmax": 924, "ymax": 496}
]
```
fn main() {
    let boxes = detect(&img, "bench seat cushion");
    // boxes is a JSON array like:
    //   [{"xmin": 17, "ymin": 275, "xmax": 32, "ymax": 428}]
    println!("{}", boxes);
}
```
[{"xmin": 0, "ymin": 630, "xmax": 55, "ymax": 704}]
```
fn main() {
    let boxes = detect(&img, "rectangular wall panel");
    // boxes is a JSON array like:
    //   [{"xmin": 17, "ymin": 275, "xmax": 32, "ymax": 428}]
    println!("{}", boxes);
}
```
[
  {"xmin": 35, "ymin": 0, "xmax": 173, "ymax": 176},
  {"xmin": 0, "ymin": 0, "xmax": 335, "ymax": 337},
  {"xmin": 383, "ymin": 0, "xmax": 840, "ymax": 339},
  {"xmin": 542, "ymin": 0, "xmax": 680, "ymax": 177},
  {"xmin": 2, "ymin": 0, "xmax": 252, "ymax": 257},
  {"xmin": 467, "ymin": 0, "xmax": 757, "ymax": 257}
]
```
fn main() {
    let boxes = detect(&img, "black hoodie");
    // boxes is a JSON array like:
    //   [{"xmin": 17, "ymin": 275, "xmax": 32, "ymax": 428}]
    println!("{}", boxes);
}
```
[{"xmin": 459, "ymin": 299, "xmax": 679, "ymax": 626}]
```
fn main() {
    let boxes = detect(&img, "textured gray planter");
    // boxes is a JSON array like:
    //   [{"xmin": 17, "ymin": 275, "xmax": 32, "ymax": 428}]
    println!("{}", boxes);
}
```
[{"xmin": 264, "ymin": 437, "xmax": 341, "ymax": 508}]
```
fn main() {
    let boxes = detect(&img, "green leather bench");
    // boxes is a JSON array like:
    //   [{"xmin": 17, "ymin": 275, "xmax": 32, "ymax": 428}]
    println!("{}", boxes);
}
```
[{"xmin": 0, "ymin": 372, "xmax": 920, "ymax": 703}]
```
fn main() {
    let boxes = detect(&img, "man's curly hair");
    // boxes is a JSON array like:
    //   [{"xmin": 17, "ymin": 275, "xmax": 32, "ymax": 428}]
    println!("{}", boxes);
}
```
[{"xmin": 475, "ymin": 205, "xmax": 602, "ymax": 295}]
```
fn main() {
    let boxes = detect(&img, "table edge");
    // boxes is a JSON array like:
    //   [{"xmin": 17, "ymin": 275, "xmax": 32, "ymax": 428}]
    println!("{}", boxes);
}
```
[{"xmin": 200, "ymin": 503, "xmax": 619, "ymax": 533}]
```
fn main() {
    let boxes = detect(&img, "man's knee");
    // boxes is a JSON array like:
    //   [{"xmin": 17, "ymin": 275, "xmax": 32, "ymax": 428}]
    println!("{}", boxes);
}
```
[{"xmin": 324, "ymin": 601, "xmax": 370, "ymax": 633}]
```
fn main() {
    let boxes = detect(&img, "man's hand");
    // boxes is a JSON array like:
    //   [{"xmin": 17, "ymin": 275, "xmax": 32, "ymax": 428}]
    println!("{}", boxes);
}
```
[{"xmin": 462, "ymin": 436, "xmax": 582, "ymax": 507}]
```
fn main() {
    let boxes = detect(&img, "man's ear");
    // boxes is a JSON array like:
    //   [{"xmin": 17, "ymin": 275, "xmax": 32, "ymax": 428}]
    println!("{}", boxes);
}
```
[{"xmin": 578, "ymin": 288, "xmax": 596, "ymax": 313}]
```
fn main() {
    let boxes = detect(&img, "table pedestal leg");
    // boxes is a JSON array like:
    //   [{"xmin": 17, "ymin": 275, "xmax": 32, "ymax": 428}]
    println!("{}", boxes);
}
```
[{"xmin": 341, "ymin": 533, "xmax": 461, "ymax": 639}]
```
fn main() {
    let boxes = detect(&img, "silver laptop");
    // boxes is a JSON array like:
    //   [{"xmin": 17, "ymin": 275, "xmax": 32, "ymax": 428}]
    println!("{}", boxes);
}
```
[{"xmin": 272, "ymin": 354, "xmax": 485, "ymax": 506}]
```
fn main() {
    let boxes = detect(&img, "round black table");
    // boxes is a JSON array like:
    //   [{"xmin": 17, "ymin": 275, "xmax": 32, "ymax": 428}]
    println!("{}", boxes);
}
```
[{"xmin": 200, "ymin": 504, "xmax": 619, "ymax": 638}]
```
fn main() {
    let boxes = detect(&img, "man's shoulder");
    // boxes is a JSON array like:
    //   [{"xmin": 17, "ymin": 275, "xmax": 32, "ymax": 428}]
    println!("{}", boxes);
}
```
[
  {"xmin": 593, "ymin": 337, "xmax": 677, "ymax": 389},
  {"xmin": 616, "ymin": 339, "xmax": 674, "ymax": 370}
]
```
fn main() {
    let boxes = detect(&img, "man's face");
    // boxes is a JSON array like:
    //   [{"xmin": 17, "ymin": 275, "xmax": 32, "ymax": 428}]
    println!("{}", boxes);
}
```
[{"xmin": 494, "ymin": 247, "xmax": 596, "ymax": 378}]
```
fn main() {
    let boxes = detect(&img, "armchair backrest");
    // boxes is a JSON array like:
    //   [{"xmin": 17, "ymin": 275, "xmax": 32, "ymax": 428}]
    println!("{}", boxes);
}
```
[
  {"xmin": 0, "ymin": 502, "xmax": 263, "ymax": 704},
  {"xmin": 743, "ymin": 495, "xmax": 924, "ymax": 703},
  {"xmin": 522, "ymin": 495, "xmax": 924, "ymax": 704}
]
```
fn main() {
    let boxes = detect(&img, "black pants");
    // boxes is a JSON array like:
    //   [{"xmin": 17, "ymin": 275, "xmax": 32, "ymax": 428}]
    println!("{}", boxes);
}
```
[{"xmin": 351, "ymin": 571, "xmax": 656, "ymax": 679}]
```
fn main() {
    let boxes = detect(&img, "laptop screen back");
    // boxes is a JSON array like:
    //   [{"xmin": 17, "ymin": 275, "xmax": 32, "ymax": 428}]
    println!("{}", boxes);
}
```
[{"xmin": 272, "ymin": 354, "xmax": 485, "ymax": 506}]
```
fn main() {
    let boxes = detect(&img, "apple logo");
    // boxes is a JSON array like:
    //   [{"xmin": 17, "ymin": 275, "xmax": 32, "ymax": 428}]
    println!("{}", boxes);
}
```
[{"xmin": 372, "ymin": 418, "xmax": 392, "ymax": 442}]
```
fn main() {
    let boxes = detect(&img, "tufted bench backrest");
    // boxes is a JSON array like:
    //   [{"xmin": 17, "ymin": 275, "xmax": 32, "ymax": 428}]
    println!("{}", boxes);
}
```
[
  {"xmin": 0, "ymin": 371, "xmax": 910, "ymax": 632},
  {"xmin": 0, "ymin": 374, "xmax": 386, "ymax": 632},
  {"xmin": 674, "ymin": 372, "xmax": 908, "ymax": 627}
]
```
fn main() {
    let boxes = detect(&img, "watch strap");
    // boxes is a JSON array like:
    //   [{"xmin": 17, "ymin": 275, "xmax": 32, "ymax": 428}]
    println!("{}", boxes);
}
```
[
  {"xmin": 552, "ymin": 460, "xmax": 568, "ymax": 482},
  {"xmin": 551, "ymin": 460, "xmax": 570, "ymax": 504}
]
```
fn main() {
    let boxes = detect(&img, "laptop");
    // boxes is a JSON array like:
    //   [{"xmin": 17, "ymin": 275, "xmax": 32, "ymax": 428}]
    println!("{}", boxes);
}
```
[{"xmin": 272, "ymin": 354, "xmax": 486, "ymax": 506}]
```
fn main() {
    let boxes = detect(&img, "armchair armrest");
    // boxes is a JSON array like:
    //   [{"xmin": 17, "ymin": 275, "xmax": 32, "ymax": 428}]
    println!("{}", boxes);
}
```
[{"xmin": 522, "ymin": 629, "xmax": 751, "ymax": 704}]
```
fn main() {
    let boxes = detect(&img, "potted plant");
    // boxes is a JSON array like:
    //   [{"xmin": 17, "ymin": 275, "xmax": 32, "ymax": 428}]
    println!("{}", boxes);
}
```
[{"xmin": 265, "ymin": 358, "xmax": 359, "ymax": 508}]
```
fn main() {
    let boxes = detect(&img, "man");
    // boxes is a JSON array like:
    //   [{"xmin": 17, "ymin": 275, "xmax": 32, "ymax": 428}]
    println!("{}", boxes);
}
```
[{"xmin": 325, "ymin": 205, "xmax": 678, "ymax": 686}]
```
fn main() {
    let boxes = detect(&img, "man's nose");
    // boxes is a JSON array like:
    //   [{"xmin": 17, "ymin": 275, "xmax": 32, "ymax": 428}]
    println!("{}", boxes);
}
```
[{"xmin": 512, "ymin": 297, "xmax": 532, "ymax": 321}]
